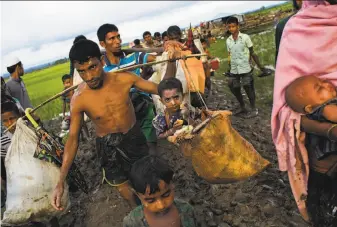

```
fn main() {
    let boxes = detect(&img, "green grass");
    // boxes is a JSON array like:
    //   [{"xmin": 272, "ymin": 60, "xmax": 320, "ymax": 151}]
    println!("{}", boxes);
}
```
[
  {"xmin": 23, "ymin": 62, "xmax": 70, "ymax": 120},
  {"xmin": 246, "ymin": 2, "xmax": 293, "ymax": 17},
  {"xmin": 209, "ymin": 26, "xmax": 276, "ymax": 108}
]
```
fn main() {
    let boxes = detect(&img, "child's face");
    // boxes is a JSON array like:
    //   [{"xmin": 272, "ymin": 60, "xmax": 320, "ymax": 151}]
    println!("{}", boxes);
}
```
[
  {"xmin": 201, "ymin": 42, "xmax": 207, "ymax": 50},
  {"xmin": 160, "ymin": 89, "xmax": 183, "ymax": 112},
  {"xmin": 137, "ymin": 180, "xmax": 175, "ymax": 216},
  {"xmin": 1, "ymin": 111, "xmax": 19, "ymax": 133},
  {"xmin": 227, "ymin": 23, "xmax": 239, "ymax": 35},
  {"xmin": 296, "ymin": 76, "xmax": 336, "ymax": 113},
  {"xmin": 63, "ymin": 78, "xmax": 72, "ymax": 89}
]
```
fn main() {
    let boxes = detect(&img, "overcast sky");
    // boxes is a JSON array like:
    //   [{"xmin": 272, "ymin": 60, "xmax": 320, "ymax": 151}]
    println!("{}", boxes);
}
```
[{"xmin": 1, "ymin": 1, "xmax": 283, "ymax": 75}]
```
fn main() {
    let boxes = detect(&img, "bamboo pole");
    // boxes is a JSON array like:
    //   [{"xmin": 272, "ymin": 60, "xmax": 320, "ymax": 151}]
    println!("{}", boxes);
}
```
[{"xmin": 4, "ymin": 54, "xmax": 207, "ymax": 133}]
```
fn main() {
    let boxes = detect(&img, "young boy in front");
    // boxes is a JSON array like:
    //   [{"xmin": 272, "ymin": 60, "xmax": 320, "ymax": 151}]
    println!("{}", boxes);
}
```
[
  {"xmin": 225, "ymin": 16, "xmax": 271, "ymax": 118},
  {"xmin": 152, "ymin": 78, "xmax": 207, "ymax": 139},
  {"xmin": 123, "ymin": 155, "xmax": 198, "ymax": 227}
]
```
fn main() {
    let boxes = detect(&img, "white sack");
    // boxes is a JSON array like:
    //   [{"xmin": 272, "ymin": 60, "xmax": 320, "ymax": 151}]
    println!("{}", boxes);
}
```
[{"xmin": 2, "ymin": 119, "xmax": 70, "ymax": 225}]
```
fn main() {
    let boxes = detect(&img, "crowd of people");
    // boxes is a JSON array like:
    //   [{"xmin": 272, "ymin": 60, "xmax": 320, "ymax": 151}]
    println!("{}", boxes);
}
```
[{"xmin": 1, "ymin": 0, "xmax": 337, "ymax": 226}]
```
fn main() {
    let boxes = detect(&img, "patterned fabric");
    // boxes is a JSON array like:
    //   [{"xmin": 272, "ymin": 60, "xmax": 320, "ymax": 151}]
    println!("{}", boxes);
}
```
[
  {"xmin": 103, "ymin": 51, "xmax": 150, "ymax": 97},
  {"xmin": 226, "ymin": 32, "xmax": 253, "ymax": 74},
  {"xmin": 123, "ymin": 199, "xmax": 198, "ymax": 227},
  {"xmin": 152, "ymin": 107, "xmax": 201, "ymax": 136}
]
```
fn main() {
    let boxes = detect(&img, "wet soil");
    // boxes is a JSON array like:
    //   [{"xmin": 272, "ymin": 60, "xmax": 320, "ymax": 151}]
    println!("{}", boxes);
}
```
[{"xmin": 41, "ymin": 78, "xmax": 311, "ymax": 227}]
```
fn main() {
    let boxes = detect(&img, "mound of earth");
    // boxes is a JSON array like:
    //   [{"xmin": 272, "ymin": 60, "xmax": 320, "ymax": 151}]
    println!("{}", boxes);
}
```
[{"xmin": 37, "ymin": 78, "xmax": 310, "ymax": 227}]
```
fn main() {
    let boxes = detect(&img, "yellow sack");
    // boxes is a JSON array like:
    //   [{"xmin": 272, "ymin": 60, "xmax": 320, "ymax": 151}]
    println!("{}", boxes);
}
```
[
  {"xmin": 180, "ymin": 110, "xmax": 270, "ymax": 184},
  {"xmin": 179, "ymin": 52, "xmax": 205, "ymax": 94}
]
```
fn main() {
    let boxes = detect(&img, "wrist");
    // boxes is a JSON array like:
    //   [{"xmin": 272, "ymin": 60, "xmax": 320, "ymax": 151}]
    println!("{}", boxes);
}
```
[
  {"xmin": 57, "ymin": 181, "xmax": 65, "ymax": 187},
  {"xmin": 327, "ymin": 124, "xmax": 337, "ymax": 142}
]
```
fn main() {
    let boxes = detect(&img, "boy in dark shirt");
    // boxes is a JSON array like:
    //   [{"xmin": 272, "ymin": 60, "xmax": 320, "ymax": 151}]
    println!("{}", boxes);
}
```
[{"xmin": 123, "ymin": 155, "xmax": 198, "ymax": 227}]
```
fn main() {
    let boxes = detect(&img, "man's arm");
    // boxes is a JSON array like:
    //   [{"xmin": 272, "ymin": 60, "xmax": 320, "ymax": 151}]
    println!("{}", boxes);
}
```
[
  {"xmin": 301, "ymin": 115, "xmax": 337, "ymax": 141},
  {"xmin": 249, "ymin": 47, "xmax": 264, "ymax": 70},
  {"xmin": 132, "ymin": 76, "xmax": 158, "ymax": 95},
  {"xmin": 146, "ymin": 54, "xmax": 157, "ymax": 62},
  {"xmin": 59, "ymin": 103, "xmax": 83, "ymax": 183},
  {"xmin": 52, "ymin": 99, "xmax": 83, "ymax": 210}
]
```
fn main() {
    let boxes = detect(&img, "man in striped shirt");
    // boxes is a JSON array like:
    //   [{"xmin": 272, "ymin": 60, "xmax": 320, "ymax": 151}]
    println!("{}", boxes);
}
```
[{"xmin": 97, "ymin": 23, "xmax": 158, "ymax": 154}]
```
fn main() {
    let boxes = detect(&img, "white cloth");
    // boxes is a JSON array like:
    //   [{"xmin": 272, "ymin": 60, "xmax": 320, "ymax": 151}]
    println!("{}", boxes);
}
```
[{"xmin": 72, "ymin": 69, "xmax": 89, "ymax": 122}]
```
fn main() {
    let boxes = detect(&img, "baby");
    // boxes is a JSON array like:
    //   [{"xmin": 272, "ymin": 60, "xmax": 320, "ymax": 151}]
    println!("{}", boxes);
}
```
[{"xmin": 285, "ymin": 75, "xmax": 337, "ymax": 160}]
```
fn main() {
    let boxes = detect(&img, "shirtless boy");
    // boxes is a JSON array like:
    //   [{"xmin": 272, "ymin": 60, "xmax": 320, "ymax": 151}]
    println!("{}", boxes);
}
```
[
  {"xmin": 51, "ymin": 39, "xmax": 158, "ymax": 210},
  {"xmin": 285, "ymin": 75, "xmax": 337, "ymax": 226}
]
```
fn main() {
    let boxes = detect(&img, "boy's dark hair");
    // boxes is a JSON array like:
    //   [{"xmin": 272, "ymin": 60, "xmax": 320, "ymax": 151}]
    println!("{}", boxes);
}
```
[
  {"xmin": 1, "ymin": 101, "xmax": 21, "ymax": 117},
  {"xmin": 167, "ymin": 26, "xmax": 182, "ymax": 39},
  {"xmin": 7, "ymin": 62, "xmax": 22, "ymax": 74},
  {"xmin": 226, "ymin": 16, "xmax": 239, "ymax": 25},
  {"xmin": 134, "ymin": 39, "xmax": 140, "ymax": 45},
  {"xmin": 129, "ymin": 155, "xmax": 174, "ymax": 195},
  {"xmin": 73, "ymin": 35, "xmax": 87, "ymax": 44},
  {"xmin": 62, "ymin": 74, "xmax": 71, "ymax": 82},
  {"xmin": 162, "ymin": 31, "xmax": 168, "ymax": 39},
  {"xmin": 143, "ymin": 31, "xmax": 151, "ymax": 38},
  {"xmin": 200, "ymin": 38, "xmax": 206, "ymax": 44},
  {"xmin": 97, "ymin": 24, "xmax": 119, "ymax": 42},
  {"xmin": 154, "ymin": 32, "xmax": 160, "ymax": 38},
  {"xmin": 158, "ymin": 78, "xmax": 183, "ymax": 97},
  {"xmin": 69, "ymin": 39, "xmax": 102, "ymax": 64}
]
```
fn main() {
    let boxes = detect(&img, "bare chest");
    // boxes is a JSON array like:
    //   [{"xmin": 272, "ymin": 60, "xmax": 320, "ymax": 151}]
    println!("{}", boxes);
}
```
[{"xmin": 81, "ymin": 86, "xmax": 132, "ymax": 121}]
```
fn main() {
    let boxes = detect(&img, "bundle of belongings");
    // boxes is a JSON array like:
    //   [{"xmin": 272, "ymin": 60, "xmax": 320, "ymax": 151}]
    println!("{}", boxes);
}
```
[
  {"xmin": 168, "ymin": 110, "xmax": 271, "ymax": 184},
  {"xmin": 1, "ymin": 112, "xmax": 87, "ymax": 225}
]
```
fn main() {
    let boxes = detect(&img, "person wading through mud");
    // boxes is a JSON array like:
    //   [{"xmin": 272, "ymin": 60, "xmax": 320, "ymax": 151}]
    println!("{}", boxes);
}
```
[
  {"xmin": 51, "ymin": 39, "xmax": 159, "ymax": 209},
  {"xmin": 225, "ymin": 16, "xmax": 271, "ymax": 118},
  {"xmin": 96, "ymin": 24, "xmax": 159, "ymax": 155}
]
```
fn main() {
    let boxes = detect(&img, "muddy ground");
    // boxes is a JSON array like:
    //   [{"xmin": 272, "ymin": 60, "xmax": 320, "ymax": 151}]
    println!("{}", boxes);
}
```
[{"xmin": 42, "ymin": 78, "xmax": 311, "ymax": 227}]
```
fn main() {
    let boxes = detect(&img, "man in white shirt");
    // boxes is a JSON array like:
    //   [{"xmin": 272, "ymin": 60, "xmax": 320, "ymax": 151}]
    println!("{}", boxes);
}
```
[{"xmin": 225, "ymin": 16, "xmax": 271, "ymax": 118}]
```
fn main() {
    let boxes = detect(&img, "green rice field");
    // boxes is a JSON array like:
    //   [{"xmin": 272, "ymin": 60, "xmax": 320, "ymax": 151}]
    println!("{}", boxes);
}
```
[{"xmin": 23, "ymin": 26, "xmax": 276, "ymax": 120}]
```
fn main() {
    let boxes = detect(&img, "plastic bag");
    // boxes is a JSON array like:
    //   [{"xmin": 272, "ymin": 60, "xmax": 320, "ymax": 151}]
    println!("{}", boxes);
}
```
[
  {"xmin": 177, "ymin": 111, "xmax": 270, "ymax": 184},
  {"xmin": 1, "ymin": 119, "xmax": 70, "ymax": 225}
]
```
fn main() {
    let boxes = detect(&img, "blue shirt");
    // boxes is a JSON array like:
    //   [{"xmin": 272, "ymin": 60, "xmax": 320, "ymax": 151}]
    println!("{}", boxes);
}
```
[{"xmin": 103, "ymin": 51, "xmax": 150, "ymax": 96}]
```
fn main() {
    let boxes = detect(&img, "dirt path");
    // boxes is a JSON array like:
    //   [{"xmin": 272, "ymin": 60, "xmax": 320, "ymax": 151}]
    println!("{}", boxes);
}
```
[{"xmin": 43, "ymin": 78, "xmax": 310, "ymax": 227}]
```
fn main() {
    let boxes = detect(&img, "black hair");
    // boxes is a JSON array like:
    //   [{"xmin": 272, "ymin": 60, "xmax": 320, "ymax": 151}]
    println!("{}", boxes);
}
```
[
  {"xmin": 97, "ymin": 24, "xmax": 119, "ymax": 42},
  {"xmin": 1, "ymin": 77, "xmax": 5, "ymax": 85},
  {"xmin": 167, "ymin": 26, "xmax": 182, "ymax": 40},
  {"xmin": 226, "ymin": 16, "xmax": 239, "ymax": 25},
  {"xmin": 69, "ymin": 39, "xmax": 102, "ymax": 64},
  {"xmin": 162, "ymin": 31, "xmax": 168, "ymax": 39},
  {"xmin": 134, "ymin": 39, "xmax": 140, "ymax": 45},
  {"xmin": 62, "ymin": 74, "xmax": 71, "ymax": 82},
  {"xmin": 129, "ymin": 155, "xmax": 174, "ymax": 195},
  {"xmin": 1, "ymin": 101, "xmax": 21, "ymax": 117},
  {"xmin": 7, "ymin": 62, "xmax": 22, "ymax": 74},
  {"xmin": 143, "ymin": 31, "xmax": 151, "ymax": 38},
  {"xmin": 158, "ymin": 78, "xmax": 183, "ymax": 97},
  {"xmin": 200, "ymin": 38, "xmax": 206, "ymax": 44},
  {"xmin": 73, "ymin": 35, "xmax": 87, "ymax": 44},
  {"xmin": 154, "ymin": 32, "xmax": 161, "ymax": 37}
]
